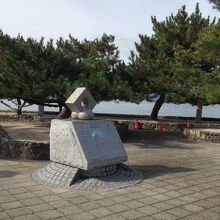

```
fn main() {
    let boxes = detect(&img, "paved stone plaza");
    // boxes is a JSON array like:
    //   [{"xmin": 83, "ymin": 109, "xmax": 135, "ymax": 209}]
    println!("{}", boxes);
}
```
[{"xmin": 0, "ymin": 130, "xmax": 220, "ymax": 220}]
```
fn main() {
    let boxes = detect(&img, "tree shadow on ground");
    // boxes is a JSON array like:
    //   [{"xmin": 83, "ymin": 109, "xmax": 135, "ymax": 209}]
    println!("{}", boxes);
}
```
[
  {"xmin": 0, "ymin": 170, "xmax": 18, "ymax": 178},
  {"xmin": 130, "ymin": 164, "xmax": 195, "ymax": 179},
  {"xmin": 125, "ymin": 129, "xmax": 202, "ymax": 149}
]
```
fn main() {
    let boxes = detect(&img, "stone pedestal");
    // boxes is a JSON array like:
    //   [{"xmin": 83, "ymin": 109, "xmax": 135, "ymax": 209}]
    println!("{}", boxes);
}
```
[
  {"xmin": 32, "ymin": 87, "xmax": 143, "ymax": 191},
  {"xmin": 50, "ymin": 119, "xmax": 127, "ymax": 170}
]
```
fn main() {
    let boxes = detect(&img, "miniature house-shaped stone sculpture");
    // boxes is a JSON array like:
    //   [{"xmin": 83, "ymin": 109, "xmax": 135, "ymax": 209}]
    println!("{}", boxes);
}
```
[{"xmin": 32, "ymin": 87, "xmax": 142, "ymax": 191}]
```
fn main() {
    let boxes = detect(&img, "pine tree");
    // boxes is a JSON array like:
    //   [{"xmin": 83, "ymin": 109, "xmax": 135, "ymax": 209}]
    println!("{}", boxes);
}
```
[
  {"xmin": 209, "ymin": 0, "xmax": 220, "ymax": 11},
  {"xmin": 129, "ymin": 4, "xmax": 215, "ymax": 120},
  {"xmin": 0, "ymin": 31, "xmax": 126, "ymax": 115}
]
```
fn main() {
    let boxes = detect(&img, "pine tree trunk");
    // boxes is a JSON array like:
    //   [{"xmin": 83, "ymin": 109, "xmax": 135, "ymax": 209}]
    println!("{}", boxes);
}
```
[
  {"xmin": 16, "ymin": 99, "xmax": 22, "ymax": 115},
  {"xmin": 38, "ymin": 105, "xmax": 44, "ymax": 116},
  {"xmin": 196, "ymin": 99, "xmax": 203, "ymax": 123},
  {"xmin": 58, "ymin": 106, "xmax": 71, "ymax": 119},
  {"xmin": 150, "ymin": 94, "xmax": 165, "ymax": 120}
]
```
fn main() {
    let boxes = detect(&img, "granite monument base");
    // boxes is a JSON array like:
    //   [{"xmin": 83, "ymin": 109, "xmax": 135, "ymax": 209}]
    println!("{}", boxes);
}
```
[
  {"xmin": 33, "ymin": 118, "xmax": 143, "ymax": 190},
  {"xmin": 50, "ymin": 119, "xmax": 127, "ymax": 170},
  {"xmin": 32, "ymin": 162, "xmax": 143, "ymax": 191}
]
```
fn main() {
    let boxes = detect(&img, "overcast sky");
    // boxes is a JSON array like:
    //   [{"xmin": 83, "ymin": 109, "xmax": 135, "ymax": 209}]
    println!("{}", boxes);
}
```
[{"xmin": 0, "ymin": 0, "xmax": 219, "ymax": 61}]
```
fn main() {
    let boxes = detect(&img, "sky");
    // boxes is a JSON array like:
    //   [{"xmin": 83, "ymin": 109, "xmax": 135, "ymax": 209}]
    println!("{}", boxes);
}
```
[{"xmin": 0, "ymin": 0, "xmax": 219, "ymax": 61}]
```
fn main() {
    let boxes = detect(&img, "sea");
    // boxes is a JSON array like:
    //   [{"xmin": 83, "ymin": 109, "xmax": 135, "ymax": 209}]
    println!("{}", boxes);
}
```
[{"xmin": 0, "ymin": 99, "xmax": 220, "ymax": 118}]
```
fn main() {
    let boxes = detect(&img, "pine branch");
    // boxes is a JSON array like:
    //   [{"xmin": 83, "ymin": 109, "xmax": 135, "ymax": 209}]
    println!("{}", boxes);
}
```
[{"xmin": 0, "ymin": 101, "xmax": 17, "ymax": 111}]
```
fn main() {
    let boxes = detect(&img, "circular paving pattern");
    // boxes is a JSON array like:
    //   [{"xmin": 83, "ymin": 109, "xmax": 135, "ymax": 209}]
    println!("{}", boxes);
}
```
[{"xmin": 32, "ymin": 162, "xmax": 143, "ymax": 191}]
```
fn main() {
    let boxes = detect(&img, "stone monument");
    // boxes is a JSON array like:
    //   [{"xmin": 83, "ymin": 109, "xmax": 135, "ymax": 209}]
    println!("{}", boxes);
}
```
[{"xmin": 32, "ymin": 87, "xmax": 143, "ymax": 191}]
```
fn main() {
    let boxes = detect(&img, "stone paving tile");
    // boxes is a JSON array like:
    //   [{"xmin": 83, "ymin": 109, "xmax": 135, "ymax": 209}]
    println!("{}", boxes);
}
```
[
  {"xmin": 197, "ymin": 210, "xmax": 220, "ymax": 220},
  {"xmin": 0, "ymin": 201, "xmax": 23, "ymax": 210},
  {"xmin": 46, "ymin": 216, "xmax": 70, "ymax": 220},
  {"xmin": 99, "ymin": 214, "xmax": 127, "ymax": 220},
  {"xmin": 137, "ymin": 217, "xmax": 158, "ymax": 220},
  {"xmin": 37, "ymin": 209, "xmax": 64, "ymax": 219},
  {"xmin": 186, "ymin": 185, "xmax": 206, "ymax": 192},
  {"xmin": 152, "ymin": 201, "xmax": 174, "ymax": 211},
  {"xmin": 137, "ymin": 205, "xmax": 161, "ymax": 215},
  {"xmin": 152, "ymin": 194, "xmax": 171, "ymax": 201},
  {"xmin": 48, "ymin": 199, "xmax": 72, "ymax": 209},
  {"xmin": 99, "ymin": 190, "xmax": 121, "ymax": 198},
  {"xmin": 190, "ymin": 192, "xmax": 211, "ymax": 199},
  {"xmin": 199, "ymin": 183, "xmax": 216, "ymax": 190},
  {"xmin": 8, "ymin": 188, "xmax": 29, "ymax": 195},
  {"xmin": 178, "ymin": 195, "xmax": 200, "ymax": 203},
  {"xmin": 126, "ymin": 192, "xmax": 145, "ymax": 200},
  {"xmin": 0, "ymin": 211, "xmax": 10, "ymax": 219},
  {"xmin": 57, "ymin": 205, "xmax": 82, "ymax": 216},
  {"xmin": 164, "ymin": 190, "xmax": 182, "ymax": 198},
  {"xmin": 119, "ymin": 209, "xmax": 146, "ymax": 220},
  {"xmin": 40, "ymin": 194, "xmax": 63, "ymax": 203},
  {"xmin": 95, "ymin": 198, "xmax": 116, "ymax": 207},
  {"xmin": 182, "ymin": 204, "xmax": 205, "ymax": 212},
  {"xmin": 13, "ymin": 213, "xmax": 42, "ymax": 220},
  {"xmin": 107, "ymin": 204, "xmax": 130, "ymax": 213},
  {"xmin": 210, "ymin": 206, "xmax": 220, "ymax": 214},
  {"xmin": 192, "ymin": 199, "xmax": 217, "ymax": 209},
  {"xmin": 140, "ymin": 183, "xmax": 157, "ymax": 190},
  {"xmin": 137, "ymin": 196, "xmax": 159, "ymax": 205},
  {"xmin": 211, "ymin": 186, "xmax": 220, "ymax": 192},
  {"xmin": 49, "ymin": 188, "xmax": 69, "ymax": 194},
  {"xmin": 83, "ymin": 193, "xmax": 105, "ymax": 201},
  {"xmin": 151, "ymin": 181, "xmax": 168, "ymax": 187},
  {"xmin": 202, "ymin": 189, "xmax": 219, "ymax": 196},
  {"xmin": 14, "ymin": 192, "xmax": 36, "ymax": 200},
  {"xmin": 77, "ymin": 201, "xmax": 100, "ymax": 211},
  {"xmin": 163, "ymin": 185, "xmax": 181, "ymax": 191},
  {"xmin": 176, "ymin": 188, "xmax": 195, "ymax": 195},
  {"xmin": 58, "ymin": 191, "xmax": 80, "ymax": 199},
  {"xmin": 142, "ymin": 190, "xmax": 159, "ymax": 196},
  {"xmin": 6, "ymin": 207, "xmax": 33, "ymax": 217},
  {"xmin": 53, "ymin": 217, "xmax": 70, "ymax": 220},
  {"xmin": 152, "ymin": 211, "xmax": 179, "ymax": 220},
  {"xmin": 151, "ymin": 187, "xmax": 170, "ymax": 194},
  {"xmin": 181, "ymin": 214, "xmax": 210, "ymax": 220},
  {"xmin": 126, "ymin": 185, "xmax": 145, "ymax": 192},
  {"xmin": 66, "ymin": 196, "xmax": 90, "ymax": 205},
  {"xmin": 166, "ymin": 198, "xmax": 188, "ymax": 206},
  {"xmin": 13, "ymin": 178, "xmax": 32, "ymax": 184},
  {"xmin": 28, "ymin": 203, "xmax": 54, "ymax": 212},
  {"xmin": 3, "ymin": 183, "xmax": 33, "ymax": 190},
  {"xmin": 114, "ymin": 188, "xmax": 134, "ymax": 194},
  {"xmin": 26, "ymin": 185, "xmax": 46, "ymax": 192},
  {"xmin": 20, "ymin": 197, "xmax": 44, "ymax": 206},
  {"xmin": 0, "ymin": 195, "xmax": 16, "ymax": 204},
  {"xmin": 0, "ymin": 190, "xmax": 10, "ymax": 196},
  {"xmin": 33, "ymin": 189, "xmax": 54, "ymax": 197},
  {"xmin": 111, "ymin": 195, "xmax": 132, "ymax": 203},
  {"xmin": 206, "ymin": 196, "xmax": 220, "ymax": 205},
  {"xmin": 89, "ymin": 207, "xmax": 112, "ymax": 218},
  {"xmin": 123, "ymin": 200, "xmax": 146, "ymax": 208},
  {"xmin": 67, "ymin": 212, "xmax": 96, "ymax": 220},
  {"xmin": 166, "ymin": 207, "xmax": 192, "ymax": 218}
]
